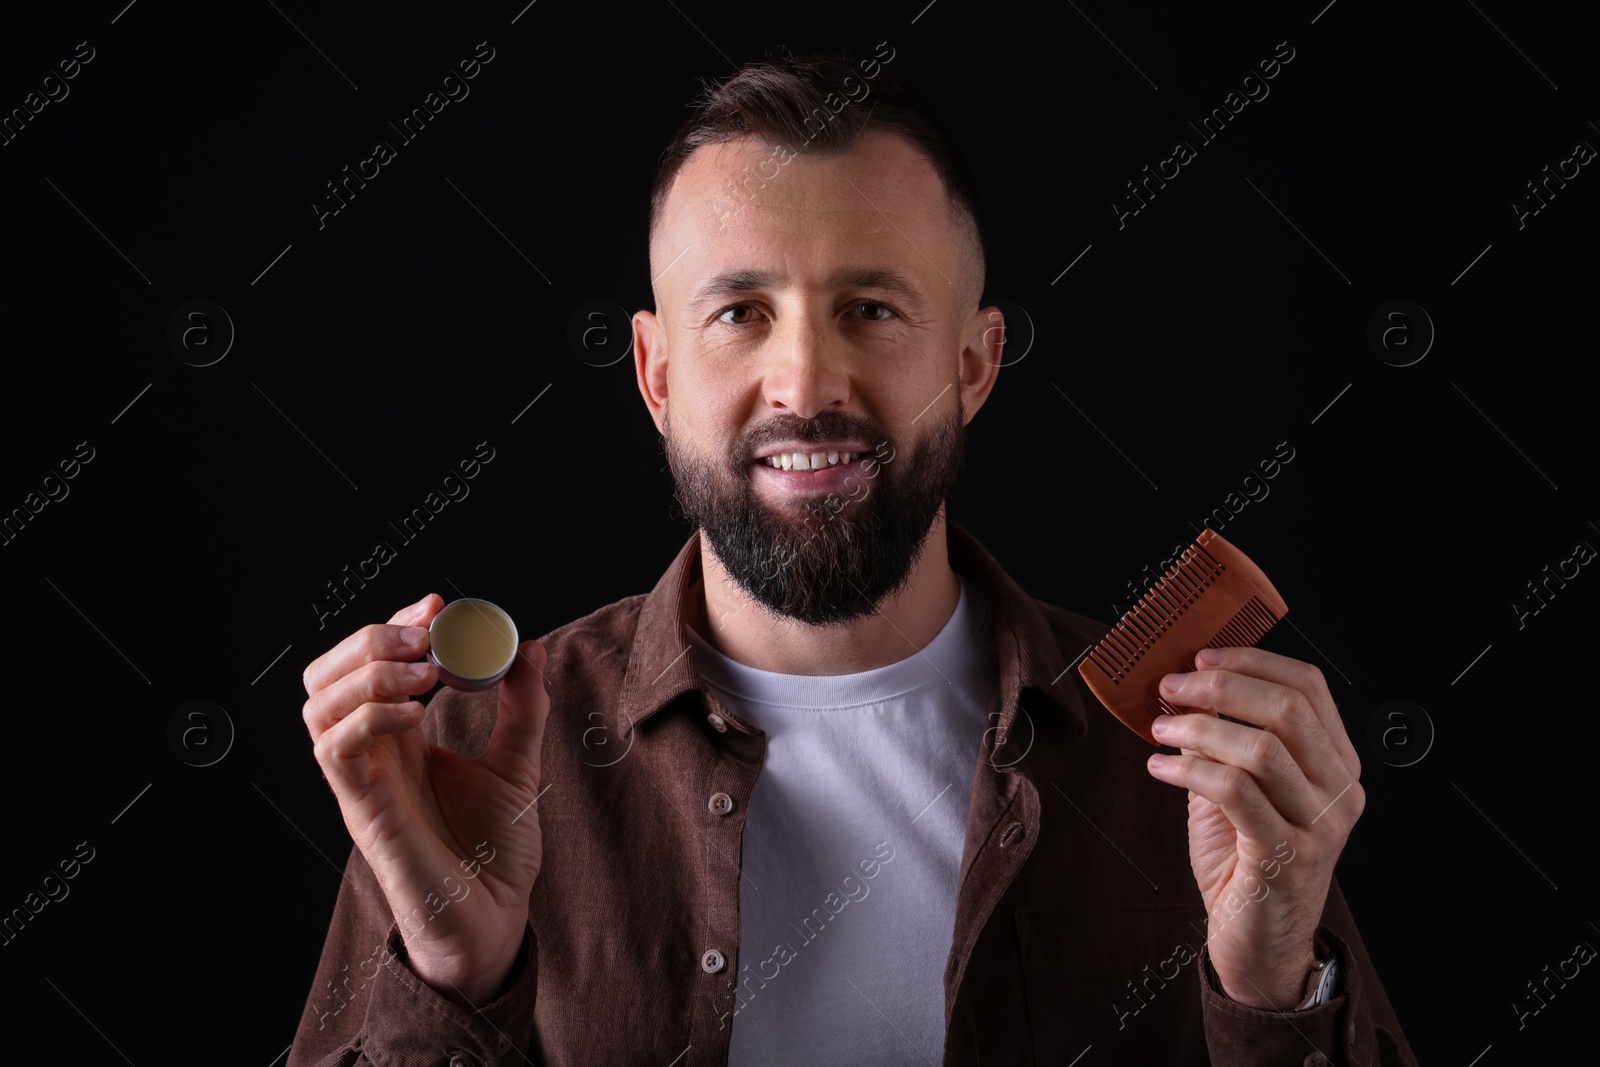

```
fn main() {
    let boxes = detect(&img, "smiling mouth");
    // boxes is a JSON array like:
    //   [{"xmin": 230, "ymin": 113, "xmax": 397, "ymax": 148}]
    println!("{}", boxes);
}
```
[{"xmin": 756, "ymin": 450, "xmax": 862, "ymax": 471}]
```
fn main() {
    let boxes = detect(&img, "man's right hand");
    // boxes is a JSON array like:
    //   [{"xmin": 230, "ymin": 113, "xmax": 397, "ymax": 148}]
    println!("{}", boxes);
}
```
[{"xmin": 301, "ymin": 592, "xmax": 550, "ymax": 1006}]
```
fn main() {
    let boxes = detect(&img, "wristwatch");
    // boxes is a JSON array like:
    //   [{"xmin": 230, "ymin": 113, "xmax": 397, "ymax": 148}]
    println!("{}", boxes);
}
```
[{"xmin": 1293, "ymin": 944, "xmax": 1343, "ymax": 1011}]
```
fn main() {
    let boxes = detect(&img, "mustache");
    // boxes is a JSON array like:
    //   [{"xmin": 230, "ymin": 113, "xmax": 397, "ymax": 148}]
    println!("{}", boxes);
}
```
[{"xmin": 738, "ymin": 413, "xmax": 886, "ymax": 459}]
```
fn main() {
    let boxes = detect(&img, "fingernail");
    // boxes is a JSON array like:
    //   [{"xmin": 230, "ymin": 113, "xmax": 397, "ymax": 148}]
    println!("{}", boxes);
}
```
[
  {"xmin": 399, "ymin": 627, "xmax": 427, "ymax": 648},
  {"xmin": 1151, "ymin": 716, "xmax": 1172, "ymax": 737},
  {"xmin": 1148, "ymin": 754, "xmax": 1167, "ymax": 769},
  {"xmin": 1160, "ymin": 673, "xmax": 1186, "ymax": 696},
  {"xmin": 408, "ymin": 661, "xmax": 431, "ymax": 677},
  {"xmin": 1196, "ymin": 648, "xmax": 1224, "ymax": 667}
]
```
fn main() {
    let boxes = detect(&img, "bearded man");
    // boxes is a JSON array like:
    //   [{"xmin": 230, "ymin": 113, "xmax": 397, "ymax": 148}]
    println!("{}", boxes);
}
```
[{"xmin": 291, "ymin": 54, "xmax": 1417, "ymax": 1067}]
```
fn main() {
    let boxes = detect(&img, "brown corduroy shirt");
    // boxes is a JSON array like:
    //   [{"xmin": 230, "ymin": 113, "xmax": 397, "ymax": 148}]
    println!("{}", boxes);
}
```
[{"xmin": 289, "ymin": 523, "xmax": 1418, "ymax": 1067}]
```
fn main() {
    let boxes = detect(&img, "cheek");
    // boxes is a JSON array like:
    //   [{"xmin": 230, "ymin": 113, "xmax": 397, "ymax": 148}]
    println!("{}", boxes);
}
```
[
  {"xmin": 669, "ymin": 397, "xmax": 748, "ymax": 478},
  {"xmin": 682, "ymin": 373, "xmax": 761, "ymax": 438},
  {"xmin": 892, "ymin": 377, "xmax": 954, "ymax": 434}
]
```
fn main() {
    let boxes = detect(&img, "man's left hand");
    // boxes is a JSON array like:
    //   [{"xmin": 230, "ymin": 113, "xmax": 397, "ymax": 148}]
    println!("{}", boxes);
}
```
[{"xmin": 1145, "ymin": 646, "xmax": 1363, "ymax": 1010}]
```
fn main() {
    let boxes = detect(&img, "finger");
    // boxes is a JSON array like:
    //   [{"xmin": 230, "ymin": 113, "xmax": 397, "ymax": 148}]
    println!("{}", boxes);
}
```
[
  {"xmin": 1149, "ymin": 712, "xmax": 1319, "ymax": 825},
  {"xmin": 304, "ymin": 658, "xmax": 438, "ymax": 739},
  {"xmin": 1146, "ymin": 750, "xmax": 1292, "ymax": 847},
  {"xmin": 1159, "ymin": 668, "xmax": 1341, "ymax": 789},
  {"xmin": 312, "ymin": 700, "xmax": 426, "ymax": 791},
  {"xmin": 479, "ymin": 640, "xmax": 550, "ymax": 789},
  {"xmin": 301, "ymin": 594, "xmax": 442, "ymax": 697},
  {"xmin": 385, "ymin": 593, "xmax": 443, "ymax": 627},
  {"xmin": 1194, "ymin": 646, "xmax": 1360, "ymax": 779}
]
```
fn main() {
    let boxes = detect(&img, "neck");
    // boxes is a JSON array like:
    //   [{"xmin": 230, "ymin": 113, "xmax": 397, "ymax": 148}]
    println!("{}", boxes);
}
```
[{"xmin": 686, "ymin": 510, "xmax": 961, "ymax": 675}]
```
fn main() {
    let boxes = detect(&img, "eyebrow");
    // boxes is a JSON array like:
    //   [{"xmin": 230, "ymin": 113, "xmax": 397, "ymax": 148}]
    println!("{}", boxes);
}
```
[{"xmin": 684, "ymin": 266, "xmax": 929, "ymax": 314}]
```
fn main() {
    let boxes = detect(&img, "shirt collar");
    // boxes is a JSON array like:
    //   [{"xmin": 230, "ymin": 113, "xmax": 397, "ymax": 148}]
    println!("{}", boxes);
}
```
[{"xmin": 617, "ymin": 522, "xmax": 1092, "ymax": 739}]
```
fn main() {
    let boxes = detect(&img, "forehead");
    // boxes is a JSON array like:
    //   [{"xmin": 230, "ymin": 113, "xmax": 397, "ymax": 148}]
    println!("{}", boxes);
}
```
[{"xmin": 653, "ymin": 129, "xmax": 957, "ymax": 305}]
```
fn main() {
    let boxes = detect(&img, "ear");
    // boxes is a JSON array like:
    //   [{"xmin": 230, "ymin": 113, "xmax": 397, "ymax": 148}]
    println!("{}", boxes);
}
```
[
  {"xmin": 956, "ymin": 304, "xmax": 1006, "ymax": 424},
  {"xmin": 633, "ymin": 309, "xmax": 668, "ymax": 434}
]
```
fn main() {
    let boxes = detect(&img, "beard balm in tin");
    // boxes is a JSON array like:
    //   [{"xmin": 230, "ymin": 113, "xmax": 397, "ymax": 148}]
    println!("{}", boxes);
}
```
[{"xmin": 428, "ymin": 598, "xmax": 519, "ymax": 691}]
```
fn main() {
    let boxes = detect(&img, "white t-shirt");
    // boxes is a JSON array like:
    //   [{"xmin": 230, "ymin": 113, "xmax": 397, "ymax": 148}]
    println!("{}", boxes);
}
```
[{"xmin": 684, "ymin": 574, "xmax": 998, "ymax": 1066}]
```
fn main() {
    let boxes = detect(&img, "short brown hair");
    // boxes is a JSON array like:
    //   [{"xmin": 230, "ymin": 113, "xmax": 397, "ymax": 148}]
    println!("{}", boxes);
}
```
[{"xmin": 648, "ymin": 54, "xmax": 987, "ymax": 312}]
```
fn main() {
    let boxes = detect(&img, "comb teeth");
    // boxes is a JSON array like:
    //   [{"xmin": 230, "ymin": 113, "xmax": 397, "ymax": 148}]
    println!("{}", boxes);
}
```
[
  {"xmin": 1078, "ymin": 530, "xmax": 1289, "ymax": 747},
  {"xmin": 1084, "ymin": 541, "xmax": 1227, "ymax": 685},
  {"xmin": 1141, "ymin": 596, "xmax": 1282, "ymax": 722},
  {"xmin": 1207, "ymin": 595, "xmax": 1281, "ymax": 650}
]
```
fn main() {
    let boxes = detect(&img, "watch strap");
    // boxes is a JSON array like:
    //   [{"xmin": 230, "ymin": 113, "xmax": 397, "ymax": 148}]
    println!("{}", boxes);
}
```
[{"xmin": 1293, "ymin": 937, "xmax": 1342, "ymax": 1011}]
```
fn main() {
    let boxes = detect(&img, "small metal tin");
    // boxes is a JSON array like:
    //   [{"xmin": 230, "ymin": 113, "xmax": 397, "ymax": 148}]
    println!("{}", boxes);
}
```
[{"xmin": 427, "ymin": 597, "xmax": 519, "ymax": 691}]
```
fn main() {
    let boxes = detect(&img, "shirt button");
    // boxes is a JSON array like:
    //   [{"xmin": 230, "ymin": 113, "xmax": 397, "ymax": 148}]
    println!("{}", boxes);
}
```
[
  {"xmin": 1301, "ymin": 1054, "xmax": 1329, "ymax": 1067},
  {"xmin": 707, "ymin": 711, "xmax": 728, "ymax": 732},
  {"xmin": 708, "ymin": 792, "xmax": 735, "ymax": 816},
  {"xmin": 447, "ymin": 1052, "xmax": 478, "ymax": 1066},
  {"xmin": 701, "ymin": 948, "xmax": 726, "ymax": 973},
  {"xmin": 495, "ymin": 1034, "xmax": 511, "ymax": 1054}
]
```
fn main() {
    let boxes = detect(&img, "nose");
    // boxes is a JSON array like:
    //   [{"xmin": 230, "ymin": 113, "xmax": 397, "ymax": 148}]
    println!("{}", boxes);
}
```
[{"xmin": 760, "ymin": 312, "xmax": 851, "ymax": 418}]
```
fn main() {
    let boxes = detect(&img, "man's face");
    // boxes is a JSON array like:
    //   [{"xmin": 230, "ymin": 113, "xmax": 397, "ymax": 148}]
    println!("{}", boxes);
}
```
[{"xmin": 638, "ymin": 129, "xmax": 990, "ymax": 627}]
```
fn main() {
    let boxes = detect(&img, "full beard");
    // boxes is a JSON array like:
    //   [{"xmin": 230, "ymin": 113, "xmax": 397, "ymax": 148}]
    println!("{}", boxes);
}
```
[{"xmin": 664, "ymin": 400, "xmax": 966, "ymax": 627}]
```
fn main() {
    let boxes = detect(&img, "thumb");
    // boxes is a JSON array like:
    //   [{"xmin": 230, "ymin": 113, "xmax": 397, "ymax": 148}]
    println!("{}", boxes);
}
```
[{"xmin": 481, "ymin": 639, "xmax": 549, "ymax": 784}]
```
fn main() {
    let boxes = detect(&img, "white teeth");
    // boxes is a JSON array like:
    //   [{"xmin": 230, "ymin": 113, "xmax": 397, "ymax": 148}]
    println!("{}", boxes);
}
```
[{"xmin": 764, "ymin": 451, "xmax": 859, "ymax": 469}]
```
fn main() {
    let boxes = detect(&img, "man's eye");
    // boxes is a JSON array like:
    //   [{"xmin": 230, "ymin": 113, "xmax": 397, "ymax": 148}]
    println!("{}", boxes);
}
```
[
  {"xmin": 717, "ymin": 304, "xmax": 760, "ymax": 325},
  {"xmin": 856, "ymin": 301, "xmax": 895, "ymax": 321}
]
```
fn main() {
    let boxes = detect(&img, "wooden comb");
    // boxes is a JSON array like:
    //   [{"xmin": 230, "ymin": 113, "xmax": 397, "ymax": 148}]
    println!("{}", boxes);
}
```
[{"xmin": 1078, "ymin": 530, "xmax": 1288, "ymax": 746}]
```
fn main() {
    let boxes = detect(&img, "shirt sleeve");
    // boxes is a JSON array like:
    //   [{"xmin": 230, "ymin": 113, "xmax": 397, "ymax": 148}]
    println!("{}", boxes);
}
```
[
  {"xmin": 285, "ymin": 841, "xmax": 540, "ymax": 1067},
  {"xmin": 1196, "ymin": 877, "xmax": 1418, "ymax": 1067}
]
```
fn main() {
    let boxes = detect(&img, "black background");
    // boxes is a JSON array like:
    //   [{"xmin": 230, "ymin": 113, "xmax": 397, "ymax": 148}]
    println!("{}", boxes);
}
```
[{"xmin": 1, "ymin": 0, "xmax": 1594, "ymax": 1062}]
